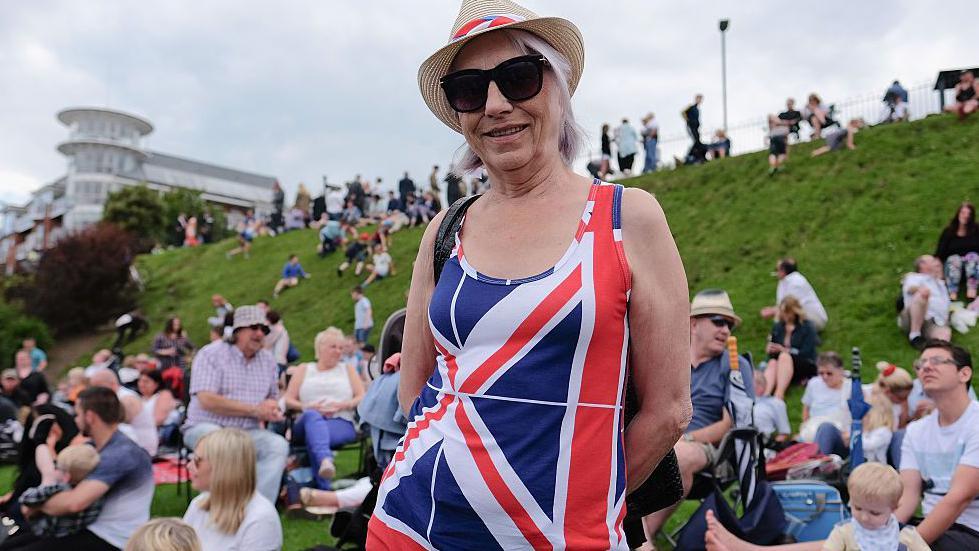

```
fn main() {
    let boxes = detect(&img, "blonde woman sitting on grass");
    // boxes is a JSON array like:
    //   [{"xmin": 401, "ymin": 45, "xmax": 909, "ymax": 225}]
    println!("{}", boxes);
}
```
[
  {"xmin": 183, "ymin": 428, "xmax": 282, "ymax": 551},
  {"xmin": 126, "ymin": 518, "xmax": 202, "ymax": 551}
]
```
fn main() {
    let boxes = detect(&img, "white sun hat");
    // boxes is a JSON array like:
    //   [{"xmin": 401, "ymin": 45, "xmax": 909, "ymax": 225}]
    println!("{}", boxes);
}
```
[{"xmin": 417, "ymin": 0, "xmax": 585, "ymax": 133}]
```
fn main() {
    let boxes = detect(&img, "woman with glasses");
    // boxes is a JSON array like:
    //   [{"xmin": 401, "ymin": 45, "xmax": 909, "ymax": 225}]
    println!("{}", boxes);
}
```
[
  {"xmin": 183, "ymin": 428, "xmax": 282, "ymax": 551},
  {"xmin": 368, "ymin": 1, "xmax": 689, "ymax": 548},
  {"xmin": 799, "ymin": 352, "xmax": 852, "ymax": 455}
]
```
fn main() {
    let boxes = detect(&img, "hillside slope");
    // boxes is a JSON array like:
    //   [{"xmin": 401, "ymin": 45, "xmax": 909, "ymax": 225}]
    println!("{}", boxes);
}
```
[
  {"xmin": 130, "ymin": 226, "xmax": 424, "ymax": 362},
  {"xmin": 122, "ymin": 114, "xmax": 978, "ymax": 424},
  {"xmin": 626, "ymin": 113, "xmax": 979, "ymax": 378}
]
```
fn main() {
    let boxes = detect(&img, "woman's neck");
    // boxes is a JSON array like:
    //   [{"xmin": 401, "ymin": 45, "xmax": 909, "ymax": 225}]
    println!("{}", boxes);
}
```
[
  {"xmin": 484, "ymin": 157, "xmax": 574, "ymax": 201},
  {"xmin": 317, "ymin": 359, "xmax": 336, "ymax": 371}
]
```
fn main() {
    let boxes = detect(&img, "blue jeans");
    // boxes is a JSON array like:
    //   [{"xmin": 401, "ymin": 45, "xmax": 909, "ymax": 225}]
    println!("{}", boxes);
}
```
[
  {"xmin": 355, "ymin": 326, "xmax": 372, "ymax": 344},
  {"xmin": 292, "ymin": 411, "xmax": 357, "ymax": 489},
  {"xmin": 643, "ymin": 138, "xmax": 658, "ymax": 173},
  {"xmin": 814, "ymin": 423, "xmax": 848, "ymax": 458},
  {"xmin": 183, "ymin": 422, "xmax": 289, "ymax": 504}
]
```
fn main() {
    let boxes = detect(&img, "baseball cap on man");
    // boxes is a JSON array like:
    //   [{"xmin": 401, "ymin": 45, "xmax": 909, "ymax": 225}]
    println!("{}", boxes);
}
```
[
  {"xmin": 1, "ymin": 369, "xmax": 16, "ymax": 380},
  {"xmin": 231, "ymin": 305, "xmax": 270, "ymax": 334},
  {"xmin": 690, "ymin": 289, "xmax": 742, "ymax": 326}
]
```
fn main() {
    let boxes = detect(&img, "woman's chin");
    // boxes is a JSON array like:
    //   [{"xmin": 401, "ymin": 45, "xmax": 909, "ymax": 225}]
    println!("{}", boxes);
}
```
[{"xmin": 483, "ymin": 150, "xmax": 535, "ymax": 173}]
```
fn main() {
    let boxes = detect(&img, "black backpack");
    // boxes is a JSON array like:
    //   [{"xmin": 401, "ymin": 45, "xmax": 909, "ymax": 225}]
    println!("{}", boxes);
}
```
[{"xmin": 433, "ymin": 196, "xmax": 684, "ymax": 533}]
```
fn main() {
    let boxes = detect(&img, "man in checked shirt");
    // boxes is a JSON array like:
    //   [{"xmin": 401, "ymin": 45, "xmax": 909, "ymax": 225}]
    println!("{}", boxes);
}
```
[{"xmin": 182, "ymin": 305, "xmax": 289, "ymax": 505}]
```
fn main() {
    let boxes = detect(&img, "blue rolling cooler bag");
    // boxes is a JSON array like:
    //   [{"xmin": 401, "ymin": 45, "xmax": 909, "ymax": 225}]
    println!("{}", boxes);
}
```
[{"xmin": 771, "ymin": 480, "xmax": 848, "ymax": 541}]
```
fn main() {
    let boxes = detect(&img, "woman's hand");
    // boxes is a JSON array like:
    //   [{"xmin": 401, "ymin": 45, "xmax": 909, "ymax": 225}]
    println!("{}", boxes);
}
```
[
  {"xmin": 765, "ymin": 342, "xmax": 784, "ymax": 355},
  {"xmin": 316, "ymin": 401, "xmax": 344, "ymax": 416},
  {"xmin": 46, "ymin": 423, "xmax": 63, "ymax": 449}
]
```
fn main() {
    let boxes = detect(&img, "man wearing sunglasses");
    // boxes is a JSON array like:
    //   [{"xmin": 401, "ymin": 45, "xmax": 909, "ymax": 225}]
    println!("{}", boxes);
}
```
[
  {"xmin": 182, "ymin": 304, "xmax": 288, "ymax": 505},
  {"xmin": 643, "ymin": 289, "xmax": 755, "ymax": 540}
]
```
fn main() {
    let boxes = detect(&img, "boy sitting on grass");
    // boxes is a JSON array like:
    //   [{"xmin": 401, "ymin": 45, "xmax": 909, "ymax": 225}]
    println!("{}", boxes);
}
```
[{"xmin": 20, "ymin": 442, "xmax": 104, "ymax": 540}]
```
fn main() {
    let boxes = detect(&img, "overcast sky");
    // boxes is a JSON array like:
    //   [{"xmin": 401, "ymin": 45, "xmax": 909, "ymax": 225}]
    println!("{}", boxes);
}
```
[{"xmin": 0, "ymin": 0, "xmax": 973, "ymax": 205}]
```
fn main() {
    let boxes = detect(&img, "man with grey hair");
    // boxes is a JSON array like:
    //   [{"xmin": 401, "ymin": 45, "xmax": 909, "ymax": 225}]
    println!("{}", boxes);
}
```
[
  {"xmin": 900, "ymin": 254, "xmax": 952, "ymax": 348},
  {"xmin": 182, "ymin": 305, "xmax": 288, "ymax": 504}
]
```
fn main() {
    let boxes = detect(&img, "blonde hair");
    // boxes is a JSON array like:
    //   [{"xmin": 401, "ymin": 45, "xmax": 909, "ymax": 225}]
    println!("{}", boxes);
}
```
[
  {"xmin": 56, "ymin": 444, "xmax": 100, "ymax": 484},
  {"xmin": 863, "ymin": 393, "xmax": 895, "ymax": 433},
  {"xmin": 874, "ymin": 361, "xmax": 913, "ymax": 393},
  {"xmin": 125, "ymin": 518, "xmax": 202, "ymax": 551},
  {"xmin": 66, "ymin": 367, "xmax": 86, "ymax": 384},
  {"xmin": 314, "ymin": 326, "xmax": 345, "ymax": 360},
  {"xmin": 777, "ymin": 296, "xmax": 806, "ymax": 324},
  {"xmin": 196, "ymin": 429, "xmax": 256, "ymax": 535},
  {"xmin": 847, "ymin": 462, "xmax": 903, "ymax": 508}
]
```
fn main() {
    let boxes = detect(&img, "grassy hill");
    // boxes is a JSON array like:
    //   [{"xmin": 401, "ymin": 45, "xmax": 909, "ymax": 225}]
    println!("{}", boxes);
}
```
[
  {"xmin": 95, "ymin": 112, "xmax": 978, "ymax": 548},
  {"xmin": 126, "ymin": 114, "xmax": 979, "ymax": 418}
]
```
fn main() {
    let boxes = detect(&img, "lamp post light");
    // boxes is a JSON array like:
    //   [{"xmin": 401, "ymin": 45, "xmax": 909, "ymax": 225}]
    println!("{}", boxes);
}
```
[{"xmin": 719, "ymin": 18, "xmax": 730, "ymax": 132}]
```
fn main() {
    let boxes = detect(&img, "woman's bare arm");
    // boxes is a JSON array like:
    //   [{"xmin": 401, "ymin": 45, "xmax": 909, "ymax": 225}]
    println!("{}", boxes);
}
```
[
  {"xmin": 398, "ymin": 211, "xmax": 446, "ymax": 415},
  {"xmin": 620, "ymin": 187, "xmax": 692, "ymax": 492}
]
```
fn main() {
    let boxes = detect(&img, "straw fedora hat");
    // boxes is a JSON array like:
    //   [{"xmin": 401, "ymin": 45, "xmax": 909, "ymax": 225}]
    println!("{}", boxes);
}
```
[
  {"xmin": 689, "ymin": 289, "xmax": 742, "ymax": 326},
  {"xmin": 418, "ymin": 0, "xmax": 585, "ymax": 133}
]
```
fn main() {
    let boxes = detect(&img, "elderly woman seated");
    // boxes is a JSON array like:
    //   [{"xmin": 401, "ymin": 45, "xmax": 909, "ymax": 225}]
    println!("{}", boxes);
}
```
[{"xmin": 282, "ymin": 327, "xmax": 365, "ymax": 491}]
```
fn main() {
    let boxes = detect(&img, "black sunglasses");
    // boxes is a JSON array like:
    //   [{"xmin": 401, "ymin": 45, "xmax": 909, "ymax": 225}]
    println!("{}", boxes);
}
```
[
  {"xmin": 440, "ymin": 54, "xmax": 548, "ymax": 113},
  {"xmin": 702, "ymin": 315, "xmax": 735, "ymax": 330}
]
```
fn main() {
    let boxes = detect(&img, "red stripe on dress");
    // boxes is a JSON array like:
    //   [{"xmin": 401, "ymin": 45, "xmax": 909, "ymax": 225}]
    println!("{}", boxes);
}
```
[
  {"xmin": 393, "ymin": 394, "xmax": 454, "ymax": 463},
  {"xmin": 432, "ymin": 340, "xmax": 460, "ymax": 388},
  {"xmin": 455, "ymin": 400, "xmax": 552, "ymax": 550},
  {"xmin": 459, "ymin": 264, "xmax": 582, "ymax": 394},
  {"xmin": 565, "ymin": 185, "xmax": 628, "ymax": 546},
  {"xmin": 366, "ymin": 515, "xmax": 428, "ymax": 550}
]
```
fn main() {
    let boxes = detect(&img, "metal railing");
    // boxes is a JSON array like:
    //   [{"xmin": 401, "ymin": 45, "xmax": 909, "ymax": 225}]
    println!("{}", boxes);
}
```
[{"xmin": 639, "ymin": 81, "xmax": 942, "ymax": 170}]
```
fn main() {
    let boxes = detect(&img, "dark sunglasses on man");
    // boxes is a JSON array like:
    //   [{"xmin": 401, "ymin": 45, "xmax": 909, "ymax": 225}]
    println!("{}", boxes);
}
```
[
  {"xmin": 702, "ymin": 315, "xmax": 735, "ymax": 331},
  {"xmin": 440, "ymin": 54, "xmax": 548, "ymax": 113}
]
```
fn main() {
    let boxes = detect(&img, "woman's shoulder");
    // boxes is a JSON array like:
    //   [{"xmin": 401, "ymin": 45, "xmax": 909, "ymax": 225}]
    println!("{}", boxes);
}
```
[
  {"xmin": 245, "ymin": 493, "xmax": 281, "ymax": 522},
  {"xmin": 619, "ymin": 187, "xmax": 667, "ymax": 233}
]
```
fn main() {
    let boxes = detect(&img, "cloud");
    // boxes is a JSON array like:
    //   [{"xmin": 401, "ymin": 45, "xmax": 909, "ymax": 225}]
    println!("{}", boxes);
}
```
[{"xmin": 0, "ymin": 0, "xmax": 971, "ymax": 205}]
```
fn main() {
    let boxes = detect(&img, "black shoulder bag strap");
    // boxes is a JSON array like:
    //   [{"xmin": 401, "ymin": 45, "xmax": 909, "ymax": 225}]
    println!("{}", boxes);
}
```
[
  {"xmin": 433, "ymin": 194, "xmax": 481, "ymax": 284},
  {"xmin": 431, "ymin": 192, "xmax": 683, "ymax": 527}
]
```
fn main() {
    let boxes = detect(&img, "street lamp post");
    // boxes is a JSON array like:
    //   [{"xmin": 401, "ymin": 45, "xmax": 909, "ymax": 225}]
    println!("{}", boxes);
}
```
[{"xmin": 719, "ymin": 19, "xmax": 730, "ymax": 132}]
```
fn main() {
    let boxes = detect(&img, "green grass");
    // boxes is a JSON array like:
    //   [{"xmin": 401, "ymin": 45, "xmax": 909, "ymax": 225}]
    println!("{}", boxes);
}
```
[
  {"xmin": 57, "ymin": 112, "xmax": 978, "ymax": 548},
  {"xmin": 128, "ymin": 225, "xmax": 423, "ymax": 361}
]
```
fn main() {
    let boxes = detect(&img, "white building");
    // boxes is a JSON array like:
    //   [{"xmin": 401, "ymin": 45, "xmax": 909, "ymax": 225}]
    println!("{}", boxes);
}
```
[{"xmin": 1, "ymin": 107, "xmax": 278, "ymax": 272}]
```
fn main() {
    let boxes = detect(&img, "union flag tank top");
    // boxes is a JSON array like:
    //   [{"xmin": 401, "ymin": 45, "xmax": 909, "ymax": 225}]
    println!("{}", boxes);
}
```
[{"xmin": 369, "ymin": 180, "xmax": 632, "ymax": 550}]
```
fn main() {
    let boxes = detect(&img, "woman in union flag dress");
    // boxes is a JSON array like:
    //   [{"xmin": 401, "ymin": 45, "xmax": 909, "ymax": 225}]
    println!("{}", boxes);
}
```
[{"xmin": 368, "ymin": 1, "xmax": 690, "ymax": 548}]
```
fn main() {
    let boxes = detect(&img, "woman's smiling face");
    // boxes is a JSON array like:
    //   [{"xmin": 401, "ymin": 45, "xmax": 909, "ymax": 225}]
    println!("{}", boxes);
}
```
[{"xmin": 451, "ymin": 32, "xmax": 563, "ymax": 174}]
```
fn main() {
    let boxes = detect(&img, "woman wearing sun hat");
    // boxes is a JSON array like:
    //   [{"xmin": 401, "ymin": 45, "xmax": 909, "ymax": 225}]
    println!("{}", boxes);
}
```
[{"xmin": 368, "ymin": 0, "xmax": 690, "ymax": 548}]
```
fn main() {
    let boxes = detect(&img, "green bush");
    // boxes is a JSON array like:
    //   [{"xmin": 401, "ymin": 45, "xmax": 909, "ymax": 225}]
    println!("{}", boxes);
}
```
[
  {"xmin": 0, "ymin": 302, "xmax": 52, "ymax": 370},
  {"xmin": 103, "ymin": 184, "xmax": 167, "ymax": 251}
]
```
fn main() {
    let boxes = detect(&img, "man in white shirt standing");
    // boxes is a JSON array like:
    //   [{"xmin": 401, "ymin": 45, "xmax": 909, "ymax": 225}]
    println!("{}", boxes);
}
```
[
  {"xmin": 900, "ymin": 254, "xmax": 952, "ymax": 348},
  {"xmin": 760, "ymin": 257, "xmax": 829, "ymax": 331}
]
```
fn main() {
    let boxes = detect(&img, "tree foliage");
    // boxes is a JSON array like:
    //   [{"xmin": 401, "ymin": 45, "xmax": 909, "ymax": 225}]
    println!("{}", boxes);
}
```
[
  {"xmin": 0, "ymin": 301, "xmax": 52, "ymax": 370},
  {"xmin": 13, "ymin": 223, "xmax": 137, "ymax": 335},
  {"xmin": 102, "ymin": 184, "xmax": 167, "ymax": 250}
]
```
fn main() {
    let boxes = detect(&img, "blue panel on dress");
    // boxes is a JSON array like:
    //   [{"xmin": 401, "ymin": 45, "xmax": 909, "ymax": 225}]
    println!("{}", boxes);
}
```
[
  {"xmin": 429, "ymin": 448, "xmax": 505, "ymax": 550},
  {"xmin": 484, "ymin": 303, "xmax": 581, "ymax": 404},
  {"xmin": 381, "ymin": 440, "xmax": 441, "ymax": 536},
  {"xmin": 470, "ymin": 397, "xmax": 564, "ymax": 521}
]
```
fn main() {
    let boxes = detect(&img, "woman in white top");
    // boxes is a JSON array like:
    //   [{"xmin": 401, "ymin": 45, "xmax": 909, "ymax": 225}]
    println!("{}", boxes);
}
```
[
  {"xmin": 283, "ymin": 327, "xmax": 365, "ymax": 490},
  {"xmin": 799, "ymin": 351, "xmax": 852, "ymax": 456},
  {"xmin": 184, "ymin": 428, "xmax": 282, "ymax": 551},
  {"xmin": 138, "ymin": 369, "xmax": 179, "ymax": 446}
]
